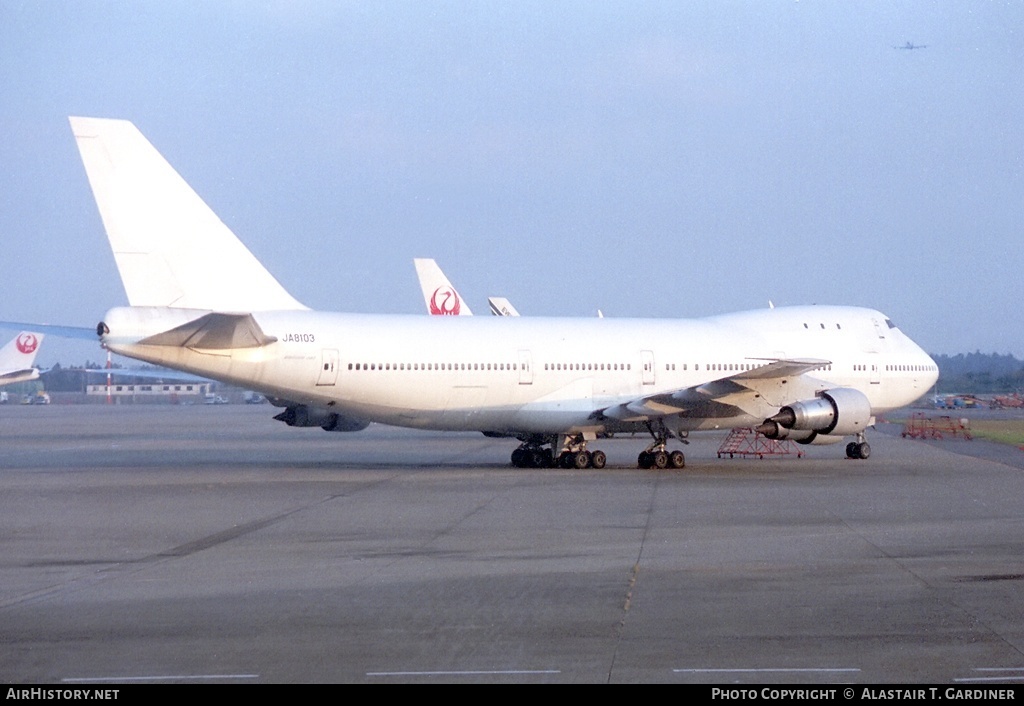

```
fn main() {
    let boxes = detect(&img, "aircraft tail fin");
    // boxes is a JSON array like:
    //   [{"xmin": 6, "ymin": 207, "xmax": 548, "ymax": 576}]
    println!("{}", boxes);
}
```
[
  {"xmin": 69, "ymin": 117, "xmax": 306, "ymax": 312},
  {"xmin": 0, "ymin": 332, "xmax": 44, "ymax": 383},
  {"xmin": 487, "ymin": 297, "xmax": 520, "ymax": 317},
  {"xmin": 413, "ymin": 258, "xmax": 472, "ymax": 316}
]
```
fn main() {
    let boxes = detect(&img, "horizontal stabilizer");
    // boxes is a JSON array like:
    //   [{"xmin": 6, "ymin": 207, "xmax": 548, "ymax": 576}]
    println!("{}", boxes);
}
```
[
  {"xmin": 139, "ymin": 313, "xmax": 277, "ymax": 349},
  {"xmin": 78, "ymin": 367, "xmax": 212, "ymax": 382},
  {"xmin": 0, "ymin": 368, "xmax": 40, "ymax": 384},
  {"xmin": 0, "ymin": 321, "xmax": 96, "ymax": 340}
]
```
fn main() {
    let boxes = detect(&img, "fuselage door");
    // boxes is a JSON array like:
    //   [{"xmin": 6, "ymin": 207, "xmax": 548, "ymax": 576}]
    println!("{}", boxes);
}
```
[
  {"xmin": 641, "ymin": 350, "xmax": 655, "ymax": 385},
  {"xmin": 518, "ymin": 349, "xmax": 533, "ymax": 385},
  {"xmin": 317, "ymin": 349, "xmax": 339, "ymax": 386}
]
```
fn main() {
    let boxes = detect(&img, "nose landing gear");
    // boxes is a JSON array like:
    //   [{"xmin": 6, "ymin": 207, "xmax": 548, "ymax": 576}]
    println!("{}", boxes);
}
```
[{"xmin": 846, "ymin": 432, "xmax": 871, "ymax": 459}]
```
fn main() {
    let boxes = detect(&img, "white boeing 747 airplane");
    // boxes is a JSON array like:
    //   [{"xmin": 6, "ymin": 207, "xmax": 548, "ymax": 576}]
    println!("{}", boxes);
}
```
[{"xmin": 71, "ymin": 117, "xmax": 939, "ymax": 468}]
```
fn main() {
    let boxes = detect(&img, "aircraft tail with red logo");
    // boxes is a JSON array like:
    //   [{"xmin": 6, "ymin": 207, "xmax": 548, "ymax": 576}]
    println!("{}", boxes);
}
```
[
  {"xmin": 0, "ymin": 332, "xmax": 45, "ymax": 386},
  {"xmin": 413, "ymin": 258, "xmax": 473, "ymax": 316}
]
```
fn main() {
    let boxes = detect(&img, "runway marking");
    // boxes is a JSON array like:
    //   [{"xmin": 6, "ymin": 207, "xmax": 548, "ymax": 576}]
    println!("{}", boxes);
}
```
[
  {"xmin": 366, "ymin": 670, "xmax": 561, "ymax": 677},
  {"xmin": 63, "ymin": 674, "xmax": 259, "ymax": 682},
  {"xmin": 673, "ymin": 668, "xmax": 860, "ymax": 674},
  {"xmin": 955, "ymin": 668, "xmax": 1024, "ymax": 683}
]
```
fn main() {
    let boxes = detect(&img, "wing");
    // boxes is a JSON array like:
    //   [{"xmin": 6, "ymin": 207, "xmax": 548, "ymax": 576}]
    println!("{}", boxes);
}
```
[{"xmin": 599, "ymin": 358, "xmax": 834, "ymax": 423}]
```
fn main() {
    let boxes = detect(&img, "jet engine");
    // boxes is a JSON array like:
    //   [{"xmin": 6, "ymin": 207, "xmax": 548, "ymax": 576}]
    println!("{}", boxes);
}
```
[
  {"xmin": 757, "ymin": 388, "xmax": 872, "ymax": 439},
  {"xmin": 796, "ymin": 433, "xmax": 846, "ymax": 446},
  {"xmin": 273, "ymin": 405, "xmax": 370, "ymax": 432},
  {"xmin": 321, "ymin": 413, "xmax": 371, "ymax": 432}
]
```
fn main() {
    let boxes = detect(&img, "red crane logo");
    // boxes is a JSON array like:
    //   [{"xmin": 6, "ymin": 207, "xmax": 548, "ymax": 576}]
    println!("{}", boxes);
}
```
[
  {"xmin": 429, "ymin": 287, "xmax": 462, "ymax": 315},
  {"xmin": 16, "ymin": 333, "xmax": 39, "ymax": 355}
]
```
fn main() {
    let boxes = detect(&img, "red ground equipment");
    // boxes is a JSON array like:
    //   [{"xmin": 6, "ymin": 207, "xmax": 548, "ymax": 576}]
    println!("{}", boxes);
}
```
[
  {"xmin": 717, "ymin": 428, "xmax": 805, "ymax": 459},
  {"xmin": 901, "ymin": 413, "xmax": 972, "ymax": 440}
]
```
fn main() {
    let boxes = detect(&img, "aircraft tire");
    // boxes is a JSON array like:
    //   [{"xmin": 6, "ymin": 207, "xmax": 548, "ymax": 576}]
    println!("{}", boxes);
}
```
[
  {"xmin": 573, "ymin": 451, "xmax": 591, "ymax": 469},
  {"xmin": 653, "ymin": 451, "xmax": 669, "ymax": 469},
  {"xmin": 669, "ymin": 450, "xmax": 685, "ymax": 468},
  {"xmin": 590, "ymin": 450, "xmax": 607, "ymax": 469}
]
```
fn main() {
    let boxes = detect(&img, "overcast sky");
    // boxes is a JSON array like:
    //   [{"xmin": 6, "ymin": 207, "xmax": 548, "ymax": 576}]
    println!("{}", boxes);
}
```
[{"xmin": 1, "ymin": 1, "xmax": 1022, "ymax": 366}]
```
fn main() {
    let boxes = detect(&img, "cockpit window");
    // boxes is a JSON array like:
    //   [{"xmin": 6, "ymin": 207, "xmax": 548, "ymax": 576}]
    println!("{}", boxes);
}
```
[{"xmin": 885, "ymin": 319, "xmax": 897, "ymax": 329}]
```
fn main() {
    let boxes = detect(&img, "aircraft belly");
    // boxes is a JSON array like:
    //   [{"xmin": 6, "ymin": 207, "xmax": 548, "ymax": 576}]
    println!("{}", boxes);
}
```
[{"xmin": 440, "ymin": 385, "xmax": 488, "ymax": 426}]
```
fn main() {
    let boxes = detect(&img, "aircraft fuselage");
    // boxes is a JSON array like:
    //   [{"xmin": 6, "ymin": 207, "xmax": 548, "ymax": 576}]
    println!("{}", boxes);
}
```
[{"xmin": 100, "ymin": 304, "xmax": 937, "ymax": 436}]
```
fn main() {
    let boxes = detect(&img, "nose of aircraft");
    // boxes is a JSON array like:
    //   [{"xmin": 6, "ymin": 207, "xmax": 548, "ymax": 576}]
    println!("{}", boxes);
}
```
[{"xmin": 912, "ymin": 338, "xmax": 940, "ymax": 389}]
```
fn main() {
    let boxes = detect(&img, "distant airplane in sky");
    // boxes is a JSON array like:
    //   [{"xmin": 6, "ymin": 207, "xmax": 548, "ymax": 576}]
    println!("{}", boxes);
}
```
[
  {"xmin": 70, "ymin": 116, "xmax": 938, "ymax": 468},
  {"xmin": 894, "ymin": 42, "xmax": 927, "ymax": 50},
  {"xmin": 0, "ymin": 331, "xmax": 45, "ymax": 386}
]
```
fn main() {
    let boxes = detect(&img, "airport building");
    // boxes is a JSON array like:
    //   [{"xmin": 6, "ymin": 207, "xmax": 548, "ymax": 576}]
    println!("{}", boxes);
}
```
[{"xmin": 85, "ymin": 381, "xmax": 214, "ymax": 403}]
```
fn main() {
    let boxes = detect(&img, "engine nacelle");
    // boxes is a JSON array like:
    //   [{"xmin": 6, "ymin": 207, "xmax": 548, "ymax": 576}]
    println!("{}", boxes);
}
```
[
  {"xmin": 273, "ymin": 405, "xmax": 369, "ymax": 432},
  {"xmin": 274, "ymin": 405, "xmax": 331, "ymax": 427},
  {"xmin": 796, "ymin": 433, "xmax": 846, "ymax": 446},
  {"xmin": 754, "ymin": 422, "xmax": 818, "ymax": 443},
  {"xmin": 763, "ymin": 388, "xmax": 872, "ymax": 437},
  {"xmin": 321, "ymin": 413, "xmax": 370, "ymax": 432}
]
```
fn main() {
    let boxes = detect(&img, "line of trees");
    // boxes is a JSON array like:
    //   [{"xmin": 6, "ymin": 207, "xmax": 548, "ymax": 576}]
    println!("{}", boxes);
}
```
[{"xmin": 932, "ymin": 352, "xmax": 1024, "ymax": 394}]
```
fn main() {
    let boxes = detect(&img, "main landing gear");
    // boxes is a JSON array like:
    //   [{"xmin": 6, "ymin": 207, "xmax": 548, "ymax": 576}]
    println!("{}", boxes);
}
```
[
  {"xmin": 846, "ymin": 432, "xmax": 871, "ymax": 460},
  {"xmin": 510, "ymin": 434, "xmax": 607, "ymax": 469},
  {"xmin": 510, "ymin": 443, "xmax": 553, "ymax": 468},
  {"xmin": 636, "ymin": 420, "xmax": 686, "ymax": 469},
  {"xmin": 555, "ymin": 434, "xmax": 607, "ymax": 470},
  {"xmin": 509, "ymin": 426, "xmax": 687, "ymax": 470}
]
